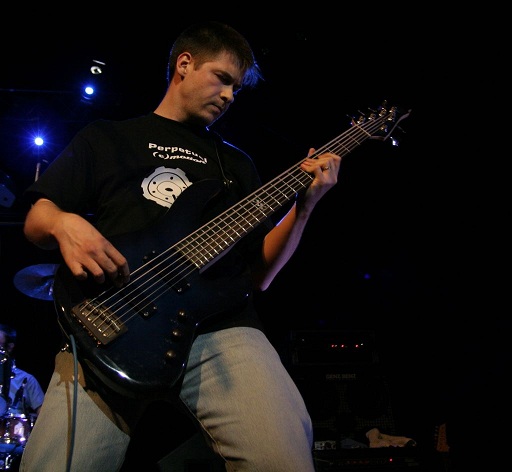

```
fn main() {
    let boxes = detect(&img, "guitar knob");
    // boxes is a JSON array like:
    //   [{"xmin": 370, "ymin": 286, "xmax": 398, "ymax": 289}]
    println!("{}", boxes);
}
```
[
  {"xmin": 165, "ymin": 350, "xmax": 177, "ymax": 361},
  {"xmin": 171, "ymin": 329, "xmax": 183, "ymax": 338}
]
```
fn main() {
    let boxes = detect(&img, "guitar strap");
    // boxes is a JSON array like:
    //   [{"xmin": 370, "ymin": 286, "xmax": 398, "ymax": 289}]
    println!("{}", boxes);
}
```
[{"xmin": 210, "ymin": 131, "xmax": 233, "ymax": 190}]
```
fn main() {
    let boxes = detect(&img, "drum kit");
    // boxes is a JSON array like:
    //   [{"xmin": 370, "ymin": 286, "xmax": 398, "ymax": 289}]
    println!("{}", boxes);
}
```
[
  {"xmin": 12, "ymin": 264, "xmax": 59, "ymax": 302},
  {"xmin": 0, "ymin": 413, "xmax": 32, "ymax": 470},
  {"xmin": 0, "ymin": 351, "xmax": 37, "ymax": 470},
  {"xmin": 0, "ymin": 264, "xmax": 58, "ymax": 469}
]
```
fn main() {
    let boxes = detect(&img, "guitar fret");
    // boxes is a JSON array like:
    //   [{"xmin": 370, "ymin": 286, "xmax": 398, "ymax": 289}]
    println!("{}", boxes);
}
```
[{"xmin": 176, "ymin": 106, "xmax": 405, "ymax": 271}]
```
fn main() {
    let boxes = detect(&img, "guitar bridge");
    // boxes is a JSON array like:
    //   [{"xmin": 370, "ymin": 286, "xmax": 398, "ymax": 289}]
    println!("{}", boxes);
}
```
[{"xmin": 72, "ymin": 300, "xmax": 127, "ymax": 345}]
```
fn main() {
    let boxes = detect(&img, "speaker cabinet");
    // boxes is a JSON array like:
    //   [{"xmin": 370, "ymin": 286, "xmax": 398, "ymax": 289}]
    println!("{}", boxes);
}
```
[{"xmin": 287, "ymin": 330, "xmax": 396, "ymax": 446}]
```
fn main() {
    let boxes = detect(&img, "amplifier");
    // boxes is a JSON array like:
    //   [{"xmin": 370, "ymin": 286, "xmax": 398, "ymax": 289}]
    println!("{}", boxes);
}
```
[
  {"xmin": 287, "ymin": 330, "xmax": 396, "ymax": 443},
  {"xmin": 293, "ymin": 368, "xmax": 397, "ymax": 441},
  {"xmin": 288, "ymin": 330, "xmax": 379, "ymax": 368}
]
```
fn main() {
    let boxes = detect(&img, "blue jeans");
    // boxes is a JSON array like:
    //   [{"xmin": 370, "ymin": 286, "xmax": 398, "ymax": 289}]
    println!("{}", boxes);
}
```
[{"xmin": 20, "ymin": 327, "xmax": 315, "ymax": 471}]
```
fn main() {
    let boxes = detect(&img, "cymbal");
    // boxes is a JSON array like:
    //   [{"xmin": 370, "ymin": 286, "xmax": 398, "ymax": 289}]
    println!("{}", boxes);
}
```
[{"xmin": 13, "ymin": 264, "xmax": 59, "ymax": 301}]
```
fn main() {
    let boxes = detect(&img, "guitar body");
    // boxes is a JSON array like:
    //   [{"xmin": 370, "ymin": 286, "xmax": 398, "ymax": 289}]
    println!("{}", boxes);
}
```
[{"xmin": 53, "ymin": 179, "xmax": 252, "ymax": 401}]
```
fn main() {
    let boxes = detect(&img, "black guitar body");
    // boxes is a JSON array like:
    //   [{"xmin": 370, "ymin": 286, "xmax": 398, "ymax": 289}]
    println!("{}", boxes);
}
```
[{"xmin": 53, "ymin": 179, "xmax": 252, "ymax": 401}]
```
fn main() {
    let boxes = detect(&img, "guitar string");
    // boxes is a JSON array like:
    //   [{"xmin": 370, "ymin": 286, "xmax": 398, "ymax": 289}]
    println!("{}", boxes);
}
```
[
  {"xmin": 148, "ymin": 106, "xmax": 400, "ymax": 277},
  {"xmin": 86, "ymin": 109, "xmax": 395, "ymax": 335},
  {"xmin": 84, "ymin": 108, "xmax": 398, "ymax": 336},
  {"xmin": 151, "ymin": 107, "xmax": 398, "ymax": 273}
]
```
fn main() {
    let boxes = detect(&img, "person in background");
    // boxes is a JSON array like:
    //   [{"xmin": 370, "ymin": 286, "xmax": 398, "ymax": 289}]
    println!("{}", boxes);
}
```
[
  {"xmin": 0, "ymin": 324, "xmax": 45, "ymax": 419},
  {"xmin": 21, "ymin": 21, "xmax": 342, "ymax": 471}
]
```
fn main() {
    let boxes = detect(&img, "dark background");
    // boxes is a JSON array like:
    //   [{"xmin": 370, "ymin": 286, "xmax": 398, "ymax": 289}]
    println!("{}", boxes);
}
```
[{"xmin": 0, "ymin": 9, "xmax": 505, "ymax": 470}]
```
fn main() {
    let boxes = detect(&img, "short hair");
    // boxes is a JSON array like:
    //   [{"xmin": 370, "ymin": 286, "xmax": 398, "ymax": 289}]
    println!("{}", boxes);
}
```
[
  {"xmin": 0, "ymin": 324, "xmax": 16, "ymax": 344},
  {"xmin": 166, "ymin": 21, "xmax": 262, "ymax": 89}
]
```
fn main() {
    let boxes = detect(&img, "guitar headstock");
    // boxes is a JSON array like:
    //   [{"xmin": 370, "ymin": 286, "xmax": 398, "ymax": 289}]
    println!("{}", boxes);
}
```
[{"xmin": 351, "ymin": 101, "xmax": 412, "ymax": 146}]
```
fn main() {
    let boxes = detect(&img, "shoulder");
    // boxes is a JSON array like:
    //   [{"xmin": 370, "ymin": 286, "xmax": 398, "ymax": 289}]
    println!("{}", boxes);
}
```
[
  {"xmin": 15, "ymin": 369, "xmax": 43, "ymax": 391},
  {"xmin": 78, "ymin": 114, "xmax": 154, "ymax": 138},
  {"xmin": 12, "ymin": 366, "xmax": 31, "ymax": 378}
]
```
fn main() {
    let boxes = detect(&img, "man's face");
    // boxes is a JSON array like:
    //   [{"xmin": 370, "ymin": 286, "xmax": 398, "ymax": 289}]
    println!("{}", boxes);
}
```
[{"xmin": 179, "ymin": 51, "xmax": 244, "ymax": 126}]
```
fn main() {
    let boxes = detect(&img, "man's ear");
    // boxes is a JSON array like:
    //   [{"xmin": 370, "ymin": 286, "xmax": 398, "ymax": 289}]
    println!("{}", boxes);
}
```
[{"xmin": 176, "ymin": 52, "xmax": 192, "ymax": 77}]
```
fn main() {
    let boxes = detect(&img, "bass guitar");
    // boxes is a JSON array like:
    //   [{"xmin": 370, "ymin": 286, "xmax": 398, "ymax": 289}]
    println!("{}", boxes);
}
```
[{"xmin": 53, "ymin": 102, "xmax": 411, "ymax": 401}]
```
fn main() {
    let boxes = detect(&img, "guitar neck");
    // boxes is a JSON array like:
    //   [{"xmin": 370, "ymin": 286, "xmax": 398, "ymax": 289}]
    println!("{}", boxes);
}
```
[{"xmin": 176, "ymin": 104, "xmax": 408, "ymax": 269}]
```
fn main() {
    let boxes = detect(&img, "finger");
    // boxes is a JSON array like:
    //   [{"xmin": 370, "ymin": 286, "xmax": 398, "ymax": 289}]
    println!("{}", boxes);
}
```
[
  {"xmin": 69, "ymin": 259, "xmax": 106, "ymax": 284},
  {"xmin": 105, "ymin": 249, "xmax": 130, "ymax": 284},
  {"xmin": 75, "ymin": 252, "xmax": 121, "ymax": 286},
  {"xmin": 104, "ymin": 265, "xmax": 130, "ymax": 288},
  {"xmin": 67, "ymin": 262, "xmax": 89, "ymax": 281},
  {"xmin": 86, "ymin": 261, "xmax": 108, "ymax": 284}
]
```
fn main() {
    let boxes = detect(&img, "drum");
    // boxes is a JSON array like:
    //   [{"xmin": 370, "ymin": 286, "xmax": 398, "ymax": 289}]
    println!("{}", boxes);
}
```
[
  {"xmin": 0, "ymin": 414, "xmax": 31, "ymax": 470},
  {"xmin": 0, "ymin": 414, "xmax": 31, "ymax": 446}
]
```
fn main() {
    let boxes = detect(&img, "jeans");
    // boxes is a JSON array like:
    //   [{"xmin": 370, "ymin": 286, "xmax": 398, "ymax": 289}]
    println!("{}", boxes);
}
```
[{"xmin": 20, "ymin": 327, "xmax": 315, "ymax": 471}]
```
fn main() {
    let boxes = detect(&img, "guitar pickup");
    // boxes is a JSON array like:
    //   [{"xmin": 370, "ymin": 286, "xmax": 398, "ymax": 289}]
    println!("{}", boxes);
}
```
[{"xmin": 72, "ymin": 300, "xmax": 128, "ymax": 345}]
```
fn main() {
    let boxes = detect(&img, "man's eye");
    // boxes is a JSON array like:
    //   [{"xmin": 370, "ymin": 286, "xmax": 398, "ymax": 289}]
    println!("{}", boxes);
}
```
[{"xmin": 217, "ymin": 74, "xmax": 230, "ymax": 84}]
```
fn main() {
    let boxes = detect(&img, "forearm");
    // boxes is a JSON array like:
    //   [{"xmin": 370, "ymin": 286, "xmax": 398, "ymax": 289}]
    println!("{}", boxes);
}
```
[
  {"xmin": 24, "ymin": 198, "xmax": 130, "ymax": 286},
  {"xmin": 253, "ymin": 202, "xmax": 312, "ymax": 291}
]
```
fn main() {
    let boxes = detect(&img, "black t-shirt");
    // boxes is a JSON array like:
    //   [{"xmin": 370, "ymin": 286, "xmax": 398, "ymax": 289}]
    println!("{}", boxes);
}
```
[{"xmin": 25, "ymin": 113, "xmax": 274, "ymax": 334}]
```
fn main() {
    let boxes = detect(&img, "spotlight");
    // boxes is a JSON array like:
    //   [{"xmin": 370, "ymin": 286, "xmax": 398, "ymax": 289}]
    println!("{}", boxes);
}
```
[
  {"xmin": 80, "ymin": 59, "xmax": 106, "ymax": 103},
  {"xmin": 82, "ymin": 85, "xmax": 95, "ymax": 100}
]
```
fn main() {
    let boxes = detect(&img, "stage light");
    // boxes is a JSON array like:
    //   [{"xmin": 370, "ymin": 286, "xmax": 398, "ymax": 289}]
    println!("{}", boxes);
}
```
[
  {"xmin": 32, "ymin": 134, "xmax": 47, "ymax": 182},
  {"xmin": 82, "ymin": 85, "xmax": 95, "ymax": 100},
  {"xmin": 80, "ymin": 60, "xmax": 106, "ymax": 104}
]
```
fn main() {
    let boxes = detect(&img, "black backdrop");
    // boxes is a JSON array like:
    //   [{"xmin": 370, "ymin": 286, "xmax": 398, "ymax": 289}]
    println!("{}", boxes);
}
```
[{"xmin": 0, "ymin": 9, "xmax": 505, "ymax": 470}]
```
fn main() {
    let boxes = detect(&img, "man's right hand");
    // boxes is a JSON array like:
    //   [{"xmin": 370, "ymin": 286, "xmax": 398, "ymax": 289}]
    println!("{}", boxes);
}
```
[{"xmin": 24, "ymin": 198, "xmax": 130, "ymax": 287}]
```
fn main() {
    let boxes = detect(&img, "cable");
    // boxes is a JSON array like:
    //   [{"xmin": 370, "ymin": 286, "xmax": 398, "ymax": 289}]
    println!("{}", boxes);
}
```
[{"xmin": 66, "ymin": 335, "xmax": 78, "ymax": 472}]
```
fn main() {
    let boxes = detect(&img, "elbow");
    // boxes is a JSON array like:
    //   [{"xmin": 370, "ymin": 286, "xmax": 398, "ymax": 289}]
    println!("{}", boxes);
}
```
[
  {"xmin": 252, "ymin": 272, "xmax": 274, "ymax": 292},
  {"xmin": 23, "ymin": 219, "xmax": 36, "ymax": 244},
  {"xmin": 252, "ymin": 278, "xmax": 266, "ymax": 292},
  {"xmin": 253, "ymin": 281, "xmax": 269, "ymax": 292}
]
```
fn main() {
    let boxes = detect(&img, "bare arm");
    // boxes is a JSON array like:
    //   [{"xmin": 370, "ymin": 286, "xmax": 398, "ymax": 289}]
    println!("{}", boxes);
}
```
[
  {"xmin": 252, "ymin": 149, "xmax": 342, "ymax": 291},
  {"xmin": 24, "ymin": 198, "xmax": 130, "ymax": 287}
]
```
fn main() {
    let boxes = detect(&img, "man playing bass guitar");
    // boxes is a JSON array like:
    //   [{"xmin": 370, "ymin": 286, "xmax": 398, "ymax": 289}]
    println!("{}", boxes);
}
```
[{"xmin": 21, "ymin": 21, "xmax": 342, "ymax": 472}]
